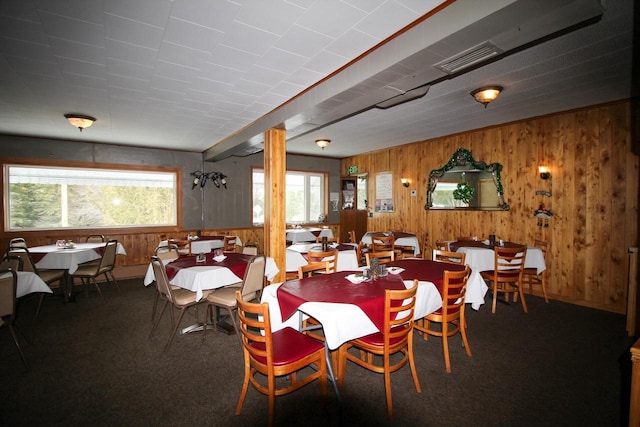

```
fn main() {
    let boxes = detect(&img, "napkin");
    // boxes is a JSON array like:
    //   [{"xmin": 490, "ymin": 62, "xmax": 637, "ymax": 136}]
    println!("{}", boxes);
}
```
[
  {"xmin": 345, "ymin": 273, "xmax": 366, "ymax": 284},
  {"xmin": 387, "ymin": 267, "xmax": 405, "ymax": 275},
  {"xmin": 213, "ymin": 255, "xmax": 227, "ymax": 262}
]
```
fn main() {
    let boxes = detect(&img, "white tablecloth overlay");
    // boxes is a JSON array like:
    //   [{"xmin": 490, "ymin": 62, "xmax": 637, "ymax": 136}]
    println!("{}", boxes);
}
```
[
  {"xmin": 285, "ymin": 243, "xmax": 359, "ymax": 273},
  {"xmin": 144, "ymin": 255, "xmax": 279, "ymax": 301},
  {"xmin": 456, "ymin": 246, "xmax": 546, "ymax": 274},
  {"xmin": 360, "ymin": 232, "xmax": 421, "ymax": 256},
  {"xmin": 30, "ymin": 242, "xmax": 127, "ymax": 274},
  {"xmin": 286, "ymin": 228, "xmax": 333, "ymax": 244},
  {"xmin": 262, "ymin": 278, "xmax": 442, "ymax": 351},
  {"xmin": 262, "ymin": 264, "xmax": 487, "ymax": 350},
  {"xmin": 0, "ymin": 271, "xmax": 53, "ymax": 299}
]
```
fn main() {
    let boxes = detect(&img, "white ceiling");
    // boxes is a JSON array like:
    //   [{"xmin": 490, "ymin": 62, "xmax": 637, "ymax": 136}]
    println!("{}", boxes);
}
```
[{"xmin": 0, "ymin": 0, "xmax": 634, "ymax": 161}]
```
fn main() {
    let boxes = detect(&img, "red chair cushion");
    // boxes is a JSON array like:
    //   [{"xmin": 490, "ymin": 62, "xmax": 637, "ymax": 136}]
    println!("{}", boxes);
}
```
[
  {"xmin": 250, "ymin": 327, "xmax": 324, "ymax": 366},
  {"xmin": 356, "ymin": 324, "xmax": 410, "ymax": 347}
]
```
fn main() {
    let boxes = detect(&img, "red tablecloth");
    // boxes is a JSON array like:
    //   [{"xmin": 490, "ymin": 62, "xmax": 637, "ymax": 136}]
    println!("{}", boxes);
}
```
[
  {"xmin": 448, "ymin": 240, "xmax": 523, "ymax": 252},
  {"xmin": 369, "ymin": 231, "xmax": 415, "ymax": 240},
  {"xmin": 277, "ymin": 271, "xmax": 406, "ymax": 331},
  {"xmin": 165, "ymin": 252, "xmax": 250, "ymax": 281},
  {"xmin": 386, "ymin": 259, "xmax": 464, "ymax": 286}
]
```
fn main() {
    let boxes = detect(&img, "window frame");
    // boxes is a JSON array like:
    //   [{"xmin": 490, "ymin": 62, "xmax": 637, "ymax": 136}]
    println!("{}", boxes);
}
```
[
  {"xmin": 1, "ymin": 157, "xmax": 183, "ymax": 236},
  {"xmin": 251, "ymin": 167, "xmax": 328, "ymax": 226}
]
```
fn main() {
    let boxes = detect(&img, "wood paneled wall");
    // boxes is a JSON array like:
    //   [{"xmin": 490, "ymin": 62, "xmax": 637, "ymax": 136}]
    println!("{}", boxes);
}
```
[{"xmin": 340, "ymin": 101, "xmax": 637, "ymax": 313}]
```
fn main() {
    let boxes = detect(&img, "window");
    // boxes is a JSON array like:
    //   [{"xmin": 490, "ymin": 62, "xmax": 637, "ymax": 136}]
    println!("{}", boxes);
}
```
[
  {"xmin": 4, "ymin": 163, "xmax": 178, "ymax": 231},
  {"xmin": 252, "ymin": 169, "xmax": 326, "ymax": 224}
]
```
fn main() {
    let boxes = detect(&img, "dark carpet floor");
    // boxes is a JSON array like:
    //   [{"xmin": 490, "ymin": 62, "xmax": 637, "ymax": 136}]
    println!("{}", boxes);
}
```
[{"xmin": 0, "ymin": 278, "xmax": 636, "ymax": 427}]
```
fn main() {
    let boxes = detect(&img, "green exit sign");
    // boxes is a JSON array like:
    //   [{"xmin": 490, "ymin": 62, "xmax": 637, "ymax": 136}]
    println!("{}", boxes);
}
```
[{"xmin": 348, "ymin": 165, "xmax": 358, "ymax": 175}]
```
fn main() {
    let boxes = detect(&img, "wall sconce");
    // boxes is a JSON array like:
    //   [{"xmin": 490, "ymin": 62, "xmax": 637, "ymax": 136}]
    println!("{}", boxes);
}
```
[
  {"xmin": 538, "ymin": 166, "xmax": 551, "ymax": 180},
  {"xmin": 401, "ymin": 178, "xmax": 410, "ymax": 188},
  {"xmin": 315, "ymin": 139, "xmax": 331, "ymax": 149},
  {"xmin": 470, "ymin": 86, "xmax": 503, "ymax": 108},
  {"xmin": 64, "ymin": 113, "xmax": 96, "ymax": 132},
  {"xmin": 190, "ymin": 171, "xmax": 227, "ymax": 189}
]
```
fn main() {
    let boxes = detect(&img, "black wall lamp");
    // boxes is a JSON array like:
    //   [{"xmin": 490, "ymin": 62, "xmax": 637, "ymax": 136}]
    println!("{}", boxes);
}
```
[
  {"xmin": 190, "ymin": 171, "xmax": 227, "ymax": 189},
  {"xmin": 538, "ymin": 166, "xmax": 551, "ymax": 180}
]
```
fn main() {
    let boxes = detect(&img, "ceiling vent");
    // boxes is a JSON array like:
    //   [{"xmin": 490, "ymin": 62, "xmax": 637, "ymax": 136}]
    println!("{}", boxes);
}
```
[{"xmin": 434, "ymin": 42, "xmax": 503, "ymax": 75}]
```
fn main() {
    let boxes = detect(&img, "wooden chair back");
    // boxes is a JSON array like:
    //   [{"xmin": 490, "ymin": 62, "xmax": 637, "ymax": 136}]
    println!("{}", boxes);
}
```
[
  {"xmin": 347, "ymin": 230, "xmax": 356, "ymax": 244},
  {"xmin": 168, "ymin": 238, "xmax": 191, "ymax": 255},
  {"xmin": 365, "ymin": 250, "xmax": 395, "ymax": 267},
  {"xmin": 432, "ymin": 249, "xmax": 466, "ymax": 265},
  {"xmin": 86, "ymin": 234, "xmax": 105, "ymax": 243},
  {"xmin": 224, "ymin": 236, "xmax": 237, "ymax": 251},
  {"xmin": 371, "ymin": 234, "xmax": 395, "ymax": 252},
  {"xmin": 298, "ymin": 262, "xmax": 330, "ymax": 278},
  {"xmin": 307, "ymin": 249, "xmax": 338, "ymax": 273}
]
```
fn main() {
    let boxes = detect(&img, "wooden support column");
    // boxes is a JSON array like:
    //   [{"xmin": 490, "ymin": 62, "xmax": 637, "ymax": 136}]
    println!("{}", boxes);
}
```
[{"xmin": 263, "ymin": 128, "xmax": 286, "ymax": 283}]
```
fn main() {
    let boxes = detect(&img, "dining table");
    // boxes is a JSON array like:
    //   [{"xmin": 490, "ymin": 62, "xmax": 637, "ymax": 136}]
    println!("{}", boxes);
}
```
[
  {"xmin": 158, "ymin": 235, "xmax": 243, "ymax": 254},
  {"xmin": 28, "ymin": 242, "xmax": 127, "ymax": 300},
  {"xmin": 450, "ymin": 240, "xmax": 547, "ymax": 274},
  {"xmin": 0, "ymin": 270, "xmax": 53, "ymax": 299},
  {"xmin": 143, "ymin": 252, "xmax": 279, "ymax": 301},
  {"xmin": 29, "ymin": 242, "xmax": 128, "ymax": 275},
  {"xmin": 286, "ymin": 242, "xmax": 359, "ymax": 274},
  {"xmin": 360, "ymin": 231, "xmax": 421, "ymax": 256},
  {"xmin": 262, "ymin": 258, "xmax": 485, "ymax": 351},
  {"xmin": 285, "ymin": 227, "xmax": 333, "ymax": 244}
]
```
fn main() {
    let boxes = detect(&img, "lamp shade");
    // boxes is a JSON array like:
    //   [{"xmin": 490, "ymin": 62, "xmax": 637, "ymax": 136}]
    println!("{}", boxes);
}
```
[
  {"xmin": 470, "ymin": 86, "xmax": 503, "ymax": 107},
  {"xmin": 315, "ymin": 139, "xmax": 330, "ymax": 149},
  {"xmin": 64, "ymin": 114, "xmax": 96, "ymax": 131}
]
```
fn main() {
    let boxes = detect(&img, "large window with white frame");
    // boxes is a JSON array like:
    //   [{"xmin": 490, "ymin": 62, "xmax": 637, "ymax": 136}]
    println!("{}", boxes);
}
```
[
  {"xmin": 3, "ymin": 162, "xmax": 179, "ymax": 231},
  {"xmin": 252, "ymin": 168, "xmax": 326, "ymax": 225}
]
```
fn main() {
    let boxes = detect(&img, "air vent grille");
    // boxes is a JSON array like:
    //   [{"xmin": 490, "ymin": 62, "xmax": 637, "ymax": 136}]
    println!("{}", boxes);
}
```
[{"xmin": 434, "ymin": 41, "xmax": 503, "ymax": 74}]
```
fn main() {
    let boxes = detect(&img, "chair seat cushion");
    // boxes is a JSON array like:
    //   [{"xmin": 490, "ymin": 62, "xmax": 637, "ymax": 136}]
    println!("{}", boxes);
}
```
[
  {"xmin": 171, "ymin": 288, "xmax": 199, "ymax": 305},
  {"xmin": 355, "ymin": 324, "xmax": 410, "ymax": 347},
  {"xmin": 251, "ymin": 327, "xmax": 323, "ymax": 366},
  {"xmin": 37, "ymin": 269, "xmax": 65, "ymax": 284},
  {"xmin": 206, "ymin": 287, "xmax": 238, "ymax": 306}
]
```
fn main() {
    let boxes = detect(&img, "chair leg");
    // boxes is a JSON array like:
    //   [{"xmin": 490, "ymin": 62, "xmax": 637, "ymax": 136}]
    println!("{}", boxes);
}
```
[
  {"xmin": 149, "ymin": 300, "xmax": 169, "ymax": 338},
  {"xmin": 442, "ymin": 321, "xmax": 451, "ymax": 373},
  {"xmin": 541, "ymin": 276, "xmax": 549, "ymax": 303},
  {"xmin": 151, "ymin": 291, "xmax": 159, "ymax": 322},
  {"xmin": 35, "ymin": 293, "xmax": 45, "ymax": 320},
  {"xmin": 518, "ymin": 283, "xmax": 528, "ymax": 313},
  {"xmin": 235, "ymin": 357, "xmax": 251, "ymax": 416},
  {"xmin": 225, "ymin": 306, "xmax": 241, "ymax": 346},
  {"xmin": 491, "ymin": 282, "xmax": 498, "ymax": 314},
  {"xmin": 8, "ymin": 324, "xmax": 30, "ymax": 372},
  {"xmin": 164, "ymin": 307, "xmax": 187, "ymax": 351},
  {"xmin": 383, "ymin": 353, "xmax": 393, "ymax": 418},
  {"xmin": 92, "ymin": 278, "xmax": 103, "ymax": 298}
]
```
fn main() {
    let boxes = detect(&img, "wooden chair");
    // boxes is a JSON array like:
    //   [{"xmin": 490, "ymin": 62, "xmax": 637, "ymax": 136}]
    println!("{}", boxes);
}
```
[
  {"xmin": 480, "ymin": 245, "xmax": 527, "ymax": 314},
  {"xmin": 432, "ymin": 249, "xmax": 466, "ymax": 265},
  {"xmin": 149, "ymin": 256, "xmax": 210, "ymax": 351},
  {"xmin": 203, "ymin": 256, "xmax": 266, "ymax": 344},
  {"xmin": 434, "ymin": 240, "xmax": 449, "ymax": 252},
  {"xmin": 0, "ymin": 269, "xmax": 29, "ymax": 371},
  {"xmin": 168, "ymin": 238, "xmax": 191, "ymax": 255},
  {"xmin": 347, "ymin": 230, "xmax": 357, "ymax": 244},
  {"xmin": 371, "ymin": 234, "xmax": 395, "ymax": 252},
  {"xmin": 71, "ymin": 239, "xmax": 120, "ymax": 297},
  {"xmin": 235, "ymin": 291, "xmax": 327, "ymax": 427},
  {"xmin": 365, "ymin": 250, "xmax": 395, "ymax": 267},
  {"xmin": 523, "ymin": 240, "xmax": 549, "ymax": 303},
  {"xmin": 307, "ymin": 248, "xmax": 338, "ymax": 273},
  {"xmin": 223, "ymin": 235, "xmax": 237, "ymax": 252},
  {"xmin": 298, "ymin": 262, "xmax": 330, "ymax": 278},
  {"xmin": 338, "ymin": 280, "xmax": 420, "ymax": 418},
  {"xmin": 8, "ymin": 238, "xmax": 27, "ymax": 248},
  {"xmin": 414, "ymin": 266, "xmax": 472, "ymax": 373},
  {"xmin": 315, "ymin": 236, "xmax": 339, "ymax": 244}
]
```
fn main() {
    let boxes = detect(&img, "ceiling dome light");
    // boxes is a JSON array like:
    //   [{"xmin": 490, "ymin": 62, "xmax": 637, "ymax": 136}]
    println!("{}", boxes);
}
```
[
  {"xmin": 315, "ymin": 139, "xmax": 331, "ymax": 149},
  {"xmin": 470, "ymin": 86, "xmax": 503, "ymax": 108},
  {"xmin": 64, "ymin": 114, "xmax": 96, "ymax": 131}
]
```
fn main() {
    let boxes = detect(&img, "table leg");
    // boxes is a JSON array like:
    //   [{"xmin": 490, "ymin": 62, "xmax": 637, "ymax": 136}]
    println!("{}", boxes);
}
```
[{"xmin": 298, "ymin": 312, "xmax": 341, "ymax": 401}]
